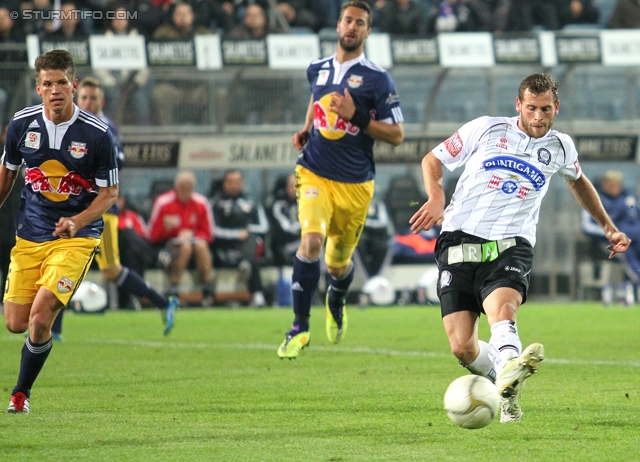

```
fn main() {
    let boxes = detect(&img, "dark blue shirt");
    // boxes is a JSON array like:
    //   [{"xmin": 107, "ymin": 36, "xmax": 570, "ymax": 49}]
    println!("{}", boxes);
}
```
[
  {"xmin": 2, "ymin": 104, "xmax": 119, "ymax": 242},
  {"xmin": 298, "ymin": 54, "xmax": 403, "ymax": 183}
]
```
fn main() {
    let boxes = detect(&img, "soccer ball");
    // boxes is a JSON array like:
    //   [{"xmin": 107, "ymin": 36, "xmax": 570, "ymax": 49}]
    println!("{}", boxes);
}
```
[{"xmin": 443, "ymin": 375, "xmax": 500, "ymax": 429}]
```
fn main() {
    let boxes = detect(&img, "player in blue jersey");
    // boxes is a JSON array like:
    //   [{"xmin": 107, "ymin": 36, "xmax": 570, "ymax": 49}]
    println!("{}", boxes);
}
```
[
  {"xmin": 277, "ymin": 0, "xmax": 405, "ymax": 359},
  {"xmin": 0, "ymin": 50, "xmax": 119, "ymax": 413},
  {"xmin": 74, "ymin": 77, "xmax": 177, "ymax": 334}
]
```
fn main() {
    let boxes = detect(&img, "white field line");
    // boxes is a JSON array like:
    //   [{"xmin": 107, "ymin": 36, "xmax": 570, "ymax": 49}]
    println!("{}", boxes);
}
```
[{"xmin": 2, "ymin": 336, "xmax": 637, "ymax": 368}]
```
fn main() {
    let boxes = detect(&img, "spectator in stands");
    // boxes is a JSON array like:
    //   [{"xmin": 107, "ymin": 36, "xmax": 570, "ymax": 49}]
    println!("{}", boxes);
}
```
[
  {"xmin": 148, "ymin": 171, "xmax": 216, "ymax": 305},
  {"xmin": 557, "ymin": 0, "xmax": 599, "ymax": 28},
  {"xmin": 115, "ymin": 0, "xmax": 165, "ymax": 38},
  {"xmin": 210, "ymin": 170, "xmax": 270, "ymax": 307},
  {"xmin": 276, "ymin": 0, "xmax": 319, "ymax": 31},
  {"xmin": 268, "ymin": 173, "xmax": 300, "ymax": 268},
  {"xmin": 20, "ymin": 0, "xmax": 56, "ymax": 37},
  {"xmin": 226, "ymin": 4, "xmax": 281, "ymax": 38},
  {"xmin": 0, "ymin": 6, "xmax": 25, "ymax": 44},
  {"xmin": 116, "ymin": 195, "xmax": 166, "ymax": 307},
  {"xmin": 465, "ymin": 0, "xmax": 512, "ymax": 33},
  {"xmin": 506, "ymin": 0, "xmax": 562, "ymax": 31},
  {"xmin": 356, "ymin": 199, "xmax": 391, "ymax": 278},
  {"xmin": 581, "ymin": 170, "xmax": 640, "ymax": 285},
  {"xmin": 607, "ymin": 0, "xmax": 640, "ymax": 28},
  {"xmin": 428, "ymin": 0, "xmax": 481, "ymax": 32},
  {"xmin": 151, "ymin": 2, "xmax": 211, "ymax": 125},
  {"xmin": 375, "ymin": 0, "xmax": 426, "ymax": 36},
  {"xmin": 42, "ymin": 1, "xmax": 89, "ymax": 40},
  {"xmin": 93, "ymin": 6, "xmax": 152, "ymax": 125}
]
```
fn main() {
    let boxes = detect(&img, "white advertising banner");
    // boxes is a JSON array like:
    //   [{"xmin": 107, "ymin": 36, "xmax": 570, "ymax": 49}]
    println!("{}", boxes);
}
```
[
  {"xmin": 365, "ymin": 33, "xmax": 393, "ymax": 68},
  {"xmin": 437, "ymin": 32, "xmax": 495, "ymax": 67},
  {"xmin": 195, "ymin": 34, "xmax": 223, "ymax": 70},
  {"xmin": 267, "ymin": 34, "xmax": 320, "ymax": 69},
  {"xmin": 89, "ymin": 35, "xmax": 146, "ymax": 70},
  {"xmin": 179, "ymin": 136, "xmax": 301, "ymax": 169},
  {"xmin": 600, "ymin": 30, "xmax": 640, "ymax": 66}
]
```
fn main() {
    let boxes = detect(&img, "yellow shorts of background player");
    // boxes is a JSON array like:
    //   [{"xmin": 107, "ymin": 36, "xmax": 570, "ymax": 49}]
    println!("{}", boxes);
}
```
[
  {"xmin": 93, "ymin": 212, "xmax": 120, "ymax": 270},
  {"xmin": 3, "ymin": 236, "xmax": 100, "ymax": 305},
  {"xmin": 295, "ymin": 165, "xmax": 374, "ymax": 268}
]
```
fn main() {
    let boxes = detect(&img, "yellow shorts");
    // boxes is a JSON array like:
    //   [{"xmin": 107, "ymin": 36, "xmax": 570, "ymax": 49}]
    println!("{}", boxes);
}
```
[
  {"xmin": 4, "ymin": 236, "xmax": 100, "ymax": 305},
  {"xmin": 94, "ymin": 212, "xmax": 120, "ymax": 270},
  {"xmin": 295, "ymin": 165, "xmax": 374, "ymax": 268}
]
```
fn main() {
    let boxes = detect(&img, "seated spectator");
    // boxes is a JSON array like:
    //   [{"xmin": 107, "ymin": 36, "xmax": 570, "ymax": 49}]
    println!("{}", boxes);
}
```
[
  {"xmin": 226, "ymin": 4, "xmax": 281, "ymax": 39},
  {"xmin": 581, "ymin": 170, "xmax": 640, "ymax": 287},
  {"xmin": 148, "ymin": 171, "xmax": 216, "ymax": 305},
  {"xmin": 375, "ymin": 0, "xmax": 426, "ymax": 36},
  {"xmin": 557, "ymin": 0, "xmax": 599, "ymax": 28},
  {"xmin": 465, "ymin": 0, "xmax": 512, "ymax": 33},
  {"xmin": 505, "ymin": 0, "xmax": 561, "ymax": 31},
  {"xmin": 151, "ymin": 2, "xmax": 212, "ymax": 125},
  {"xmin": 21, "ymin": 0, "xmax": 56, "ymax": 37},
  {"xmin": 268, "ymin": 173, "xmax": 300, "ymax": 268},
  {"xmin": 356, "ymin": 199, "xmax": 391, "ymax": 278},
  {"xmin": 277, "ymin": 0, "xmax": 318, "ymax": 31},
  {"xmin": 42, "ymin": 1, "xmax": 89, "ymax": 40},
  {"xmin": 607, "ymin": 0, "xmax": 640, "ymax": 29},
  {"xmin": 94, "ymin": 6, "xmax": 152, "ymax": 125},
  {"xmin": 117, "ymin": 195, "xmax": 166, "ymax": 307},
  {"xmin": 116, "ymin": 0, "xmax": 165, "ymax": 38},
  {"xmin": 210, "ymin": 170, "xmax": 270, "ymax": 307}
]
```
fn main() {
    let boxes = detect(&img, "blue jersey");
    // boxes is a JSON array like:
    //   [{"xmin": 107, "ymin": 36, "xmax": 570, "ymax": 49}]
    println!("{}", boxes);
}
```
[
  {"xmin": 297, "ymin": 53, "xmax": 403, "ymax": 183},
  {"xmin": 2, "ymin": 104, "xmax": 119, "ymax": 242}
]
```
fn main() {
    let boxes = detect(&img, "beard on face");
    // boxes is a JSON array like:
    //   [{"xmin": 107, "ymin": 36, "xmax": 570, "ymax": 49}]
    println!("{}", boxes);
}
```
[{"xmin": 339, "ymin": 35, "xmax": 363, "ymax": 52}]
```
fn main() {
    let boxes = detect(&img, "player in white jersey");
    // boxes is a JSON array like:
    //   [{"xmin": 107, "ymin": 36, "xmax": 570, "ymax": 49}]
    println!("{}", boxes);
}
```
[{"xmin": 409, "ymin": 74, "xmax": 631, "ymax": 423}]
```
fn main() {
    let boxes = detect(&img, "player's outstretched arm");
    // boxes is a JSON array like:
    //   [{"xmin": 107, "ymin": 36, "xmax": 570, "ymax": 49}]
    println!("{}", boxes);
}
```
[
  {"xmin": 567, "ymin": 174, "xmax": 631, "ymax": 257},
  {"xmin": 410, "ymin": 152, "xmax": 445, "ymax": 233}
]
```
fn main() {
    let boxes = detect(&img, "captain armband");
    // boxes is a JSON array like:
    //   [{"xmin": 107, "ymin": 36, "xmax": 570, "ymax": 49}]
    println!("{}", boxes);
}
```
[{"xmin": 349, "ymin": 108, "xmax": 370, "ymax": 130}]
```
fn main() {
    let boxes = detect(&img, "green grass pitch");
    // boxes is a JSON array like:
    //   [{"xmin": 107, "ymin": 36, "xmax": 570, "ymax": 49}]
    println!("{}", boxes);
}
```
[{"xmin": 1, "ymin": 303, "xmax": 639, "ymax": 461}]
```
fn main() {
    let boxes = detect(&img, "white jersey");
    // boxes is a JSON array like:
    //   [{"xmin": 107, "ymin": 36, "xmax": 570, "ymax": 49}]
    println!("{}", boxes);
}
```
[{"xmin": 433, "ymin": 116, "xmax": 581, "ymax": 247}]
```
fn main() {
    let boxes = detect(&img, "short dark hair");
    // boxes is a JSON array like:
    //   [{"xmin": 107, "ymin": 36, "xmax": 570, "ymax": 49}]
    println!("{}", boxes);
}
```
[
  {"xmin": 34, "ymin": 49, "xmax": 75, "ymax": 82},
  {"xmin": 339, "ymin": 1, "xmax": 372, "ymax": 28},
  {"xmin": 518, "ymin": 73, "xmax": 559, "ymax": 103},
  {"xmin": 78, "ymin": 76, "xmax": 103, "ymax": 91}
]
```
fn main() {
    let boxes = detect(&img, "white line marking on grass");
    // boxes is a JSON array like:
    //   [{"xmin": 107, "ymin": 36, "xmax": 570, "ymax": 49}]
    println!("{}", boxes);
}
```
[
  {"xmin": 86, "ymin": 339, "xmax": 640, "ymax": 367},
  {"xmin": 3, "ymin": 336, "xmax": 640, "ymax": 367}
]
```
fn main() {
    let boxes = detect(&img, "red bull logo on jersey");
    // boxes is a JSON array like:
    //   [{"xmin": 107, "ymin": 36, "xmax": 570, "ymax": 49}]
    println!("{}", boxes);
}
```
[
  {"xmin": 68, "ymin": 141, "xmax": 87, "ymax": 159},
  {"xmin": 313, "ymin": 94, "xmax": 360, "ymax": 140},
  {"xmin": 25, "ymin": 159, "xmax": 96, "ymax": 203}
]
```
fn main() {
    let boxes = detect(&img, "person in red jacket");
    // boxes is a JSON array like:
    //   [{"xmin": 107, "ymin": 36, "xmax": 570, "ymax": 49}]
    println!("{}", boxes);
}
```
[{"xmin": 148, "ymin": 171, "xmax": 216, "ymax": 304}]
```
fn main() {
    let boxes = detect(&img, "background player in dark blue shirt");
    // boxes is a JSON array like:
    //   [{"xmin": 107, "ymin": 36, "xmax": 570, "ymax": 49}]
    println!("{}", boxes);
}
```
[
  {"xmin": 278, "ymin": 0, "xmax": 404, "ymax": 359},
  {"xmin": 74, "ymin": 77, "xmax": 177, "ymax": 335},
  {"xmin": 0, "ymin": 50, "xmax": 119, "ymax": 413}
]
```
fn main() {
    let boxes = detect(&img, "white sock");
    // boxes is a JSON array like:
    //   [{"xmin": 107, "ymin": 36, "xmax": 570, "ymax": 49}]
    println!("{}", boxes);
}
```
[
  {"xmin": 488, "ymin": 320, "xmax": 522, "ymax": 374},
  {"xmin": 465, "ymin": 340, "xmax": 496, "ymax": 382}
]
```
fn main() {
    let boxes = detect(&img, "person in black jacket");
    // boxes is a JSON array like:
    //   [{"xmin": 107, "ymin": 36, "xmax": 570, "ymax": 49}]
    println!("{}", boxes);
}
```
[
  {"xmin": 210, "ymin": 170, "xmax": 270, "ymax": 306},
  {"xmin": 268, "ymin": 173, "xmax": 300, "ymax": 268}
]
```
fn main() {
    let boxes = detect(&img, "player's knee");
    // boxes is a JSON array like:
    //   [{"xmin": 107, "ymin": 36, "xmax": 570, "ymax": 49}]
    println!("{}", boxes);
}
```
[
  {"xmin": 101, "ymin": 265, "xmax": 122, "ymax": 282},
  {"xmin": 299, "ymin": 233, "xmax": 324, "ymax": 259},
  {"xmin": 5, "ymin": 317, "xmax": 28, "ymax": 334},
  {"xmin": 449, "ymin": 340, "xmax": 477, "ymax": 365}
]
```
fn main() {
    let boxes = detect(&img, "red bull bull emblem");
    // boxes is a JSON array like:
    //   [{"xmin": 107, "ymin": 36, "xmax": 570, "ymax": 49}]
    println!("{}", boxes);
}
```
[
  {"xmin": 68, "ymin": 141, "xmax": 87, "ymax": 159},
  {"xmin": 25, "ymin": 163, "xmax": 96, "ymax": 199},
  {"xmin": 347, "ymin": 74, "xmax": 363, "ymax": 88},
  {"xmin": 57, "ymin": 276, "xmax": 74, "ymax": 293}
]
